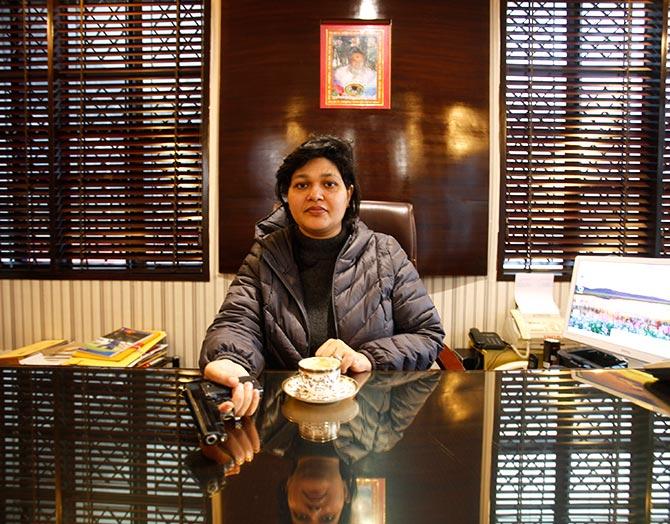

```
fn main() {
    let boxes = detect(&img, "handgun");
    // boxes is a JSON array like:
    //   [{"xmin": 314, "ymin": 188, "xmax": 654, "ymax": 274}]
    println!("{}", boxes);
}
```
[{"xmin": 182, "ymin": 376, "xmax": 262, "ymax": 446}]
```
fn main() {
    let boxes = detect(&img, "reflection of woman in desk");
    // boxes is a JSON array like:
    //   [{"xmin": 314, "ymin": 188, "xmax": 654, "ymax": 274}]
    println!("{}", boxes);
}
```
[
  {"xmin": 202, "ymin": 372, "xmax": 440, "ymax": 523},
  {"xmin": 279, "ymin": 440, "xmax": 355, "ymax": 523}
]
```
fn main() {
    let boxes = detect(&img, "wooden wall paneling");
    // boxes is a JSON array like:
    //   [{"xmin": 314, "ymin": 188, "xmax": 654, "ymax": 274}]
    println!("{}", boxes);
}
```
[{"xmin": 218, "ymin": 0, "xmax": 489, "ymax": 275}]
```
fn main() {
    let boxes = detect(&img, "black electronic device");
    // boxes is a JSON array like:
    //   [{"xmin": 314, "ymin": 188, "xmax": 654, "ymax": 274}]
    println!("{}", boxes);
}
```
[
  {"xmin": 557, "ymin": 348, "xmax": 628, "ymax": 369},
  {"xmin": 182, "ymin": 376, "xmax": 262, "ymax": 445},
  {"xmin": 468, "ymin": 328, "xmax": 508, "ymax": 351}
]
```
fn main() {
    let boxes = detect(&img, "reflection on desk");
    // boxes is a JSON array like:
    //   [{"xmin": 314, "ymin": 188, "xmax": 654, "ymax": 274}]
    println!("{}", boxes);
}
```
[{"xmin": 0, "ymin": 367, "xmax": 668, "ymax": 523}]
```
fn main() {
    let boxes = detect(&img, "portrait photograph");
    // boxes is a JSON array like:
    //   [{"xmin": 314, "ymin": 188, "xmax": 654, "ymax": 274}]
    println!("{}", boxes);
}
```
[{"xmin": 320, "ymin": 21, "xmax": 391, "ymax": 109}]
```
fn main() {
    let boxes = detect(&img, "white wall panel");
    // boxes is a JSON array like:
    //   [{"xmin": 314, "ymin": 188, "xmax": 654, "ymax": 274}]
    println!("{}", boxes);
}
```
[{"xmin": 0, "ymin": 275, "xmax": 573, "ymax": 362}]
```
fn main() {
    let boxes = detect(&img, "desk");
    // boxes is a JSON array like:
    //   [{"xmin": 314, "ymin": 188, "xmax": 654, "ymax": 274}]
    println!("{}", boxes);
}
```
[{"xmin": 1, "ymin": 367, "xmax": 668, "ymax": 523}]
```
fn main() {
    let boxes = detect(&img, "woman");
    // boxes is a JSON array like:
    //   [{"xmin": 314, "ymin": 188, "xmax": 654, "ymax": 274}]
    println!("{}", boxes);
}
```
[{"xmin": 200, "ymin": 135, "xmax": 445, "ymax": 417}]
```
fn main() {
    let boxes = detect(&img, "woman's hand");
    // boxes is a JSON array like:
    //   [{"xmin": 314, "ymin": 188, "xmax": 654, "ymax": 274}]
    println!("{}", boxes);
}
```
[
  {"xmin": 204, "ymin": 359, "xmax": 261, "ymax": 418},
  {"xmin": 315, "ymin": 338, "xmax": 372, "ymax": 373}
]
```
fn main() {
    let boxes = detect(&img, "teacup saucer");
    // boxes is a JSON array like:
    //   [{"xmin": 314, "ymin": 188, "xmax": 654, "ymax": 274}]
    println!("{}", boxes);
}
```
[{"xmin": 282, "ymin": 375, "xmax": 359, "ymax": 404}]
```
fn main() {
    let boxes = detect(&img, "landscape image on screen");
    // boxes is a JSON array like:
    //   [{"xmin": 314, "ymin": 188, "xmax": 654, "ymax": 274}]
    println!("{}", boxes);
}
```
[{"xmin": 566, "ymin": 260, "xmax": 670, "ymax": 359}]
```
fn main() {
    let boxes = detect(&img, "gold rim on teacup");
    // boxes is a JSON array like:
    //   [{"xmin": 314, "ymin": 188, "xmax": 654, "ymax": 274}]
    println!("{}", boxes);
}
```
[{"xmin": 298, "ymin": 356, "xmax": 341, "ymax": 374}]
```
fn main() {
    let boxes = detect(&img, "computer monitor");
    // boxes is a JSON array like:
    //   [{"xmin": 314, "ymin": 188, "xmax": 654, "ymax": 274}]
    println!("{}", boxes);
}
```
[{"xmin": 563, "ymin": 256, "xmax": 670, "ymax": 364}]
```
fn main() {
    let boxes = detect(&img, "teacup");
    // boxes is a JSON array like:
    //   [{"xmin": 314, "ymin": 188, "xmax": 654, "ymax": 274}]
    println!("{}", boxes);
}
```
[{"xmin": 297, "ymin": 356, "xmax": 341, "ymax": 399}]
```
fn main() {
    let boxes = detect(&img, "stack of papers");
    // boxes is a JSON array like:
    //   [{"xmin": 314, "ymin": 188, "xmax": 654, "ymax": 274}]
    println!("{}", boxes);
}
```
[
  {"xmin": 0, "ymin": 340, "xmax": 68, "ymax": 366},
  {"xmin": 514, "ymin": 273, "xmax": 560, "ymax": 316}
]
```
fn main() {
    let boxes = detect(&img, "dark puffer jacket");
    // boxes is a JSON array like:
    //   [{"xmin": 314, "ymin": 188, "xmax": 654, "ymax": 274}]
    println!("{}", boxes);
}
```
[{"xmin": 199, "ymin": 208, "xmax": 445, "ymax": 375}]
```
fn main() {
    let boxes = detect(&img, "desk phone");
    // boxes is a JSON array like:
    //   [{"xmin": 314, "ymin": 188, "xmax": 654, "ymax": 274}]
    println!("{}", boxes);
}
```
[{"xmin": 469, "ymin": 328, "xmax": 507, "ymax": 350}]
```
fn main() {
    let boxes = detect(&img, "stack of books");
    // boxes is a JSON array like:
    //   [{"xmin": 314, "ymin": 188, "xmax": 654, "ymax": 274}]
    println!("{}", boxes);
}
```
[
  {"xmin": 70, "ymin": 328, "xmax": 168, "ymax": 368},
  {"xmin": 0, "ymin": 328, "xmax": 169, "ymax": 368}
]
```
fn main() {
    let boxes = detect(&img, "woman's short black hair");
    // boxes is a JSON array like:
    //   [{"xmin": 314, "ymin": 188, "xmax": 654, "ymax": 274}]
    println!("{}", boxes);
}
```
[{"xmin": 274, "ymin": 135, "xmax": 361, "ymax": 223}]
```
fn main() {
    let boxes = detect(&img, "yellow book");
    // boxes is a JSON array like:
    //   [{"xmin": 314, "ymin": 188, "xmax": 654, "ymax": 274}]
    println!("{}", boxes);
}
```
[
  {"xmin": 67, "ymin": 331, "xmax": 167, "ymax": 367},
  {"xmin": 71, "ymin": 328, "xmax": 164, "ymax": 362},
  {"xmin": 0, "ymin": 340, "xmax": 67, "ymax": 365}
]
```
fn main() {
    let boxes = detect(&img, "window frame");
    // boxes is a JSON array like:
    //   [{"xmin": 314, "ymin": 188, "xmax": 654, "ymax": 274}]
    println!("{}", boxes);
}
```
[
  {"xmin": 498, "ymin": 0, "xmax": 670, "ymax": 281},
  {"xmin": 0, "ymin": 0, "xmax": 210, "ymax": 281}
]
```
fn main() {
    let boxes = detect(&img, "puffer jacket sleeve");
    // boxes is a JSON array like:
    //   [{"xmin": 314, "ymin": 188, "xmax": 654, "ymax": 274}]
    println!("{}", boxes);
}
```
[
  {"xmin": 357, "ymin": 236, "xmax": 445, "ymax": 370},
  {"xmin": 198, "ymin": 243, "xmax": 266, "ymax": 375}
]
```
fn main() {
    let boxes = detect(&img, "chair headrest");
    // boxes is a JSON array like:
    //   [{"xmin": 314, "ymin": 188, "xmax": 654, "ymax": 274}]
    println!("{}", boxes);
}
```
[{"xmin": 358, "ymin": 200, "xmax": 417, "ymax": 267}]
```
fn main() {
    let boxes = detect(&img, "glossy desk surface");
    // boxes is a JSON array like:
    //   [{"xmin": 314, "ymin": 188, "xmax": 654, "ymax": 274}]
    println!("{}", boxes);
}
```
[{"xmin": 1, "ymin": 367, "xmax": 669, "ymax": 523}]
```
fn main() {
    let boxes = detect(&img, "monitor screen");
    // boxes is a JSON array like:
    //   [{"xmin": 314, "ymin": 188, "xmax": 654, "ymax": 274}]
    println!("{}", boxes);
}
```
[{"xmin": 563, "ymin": 256, "xmax": 670, "ymax": 364}]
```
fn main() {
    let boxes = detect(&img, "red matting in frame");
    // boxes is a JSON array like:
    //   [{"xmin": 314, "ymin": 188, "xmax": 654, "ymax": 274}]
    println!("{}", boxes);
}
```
[{"xmin": 320, "ymin": 21, "xmax": 391, "ymax": 109}]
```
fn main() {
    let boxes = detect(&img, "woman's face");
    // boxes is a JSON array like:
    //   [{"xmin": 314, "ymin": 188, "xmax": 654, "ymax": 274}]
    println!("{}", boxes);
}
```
[
  {"xmin": 286, "ymin": 457, "xmax": 347, "ymax": 523},
  {"xmin": 287, "ymin": 157, "xmax": 353, "ymax": 239}
]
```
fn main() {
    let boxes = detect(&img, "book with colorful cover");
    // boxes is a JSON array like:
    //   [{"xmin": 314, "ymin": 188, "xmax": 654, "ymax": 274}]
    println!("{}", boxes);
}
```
[
  {"xmin": 72, "ymin": 328, "xmax": 165, "ymax": 362},
  {"xmin": 135, "ymin": 348, "xmax": 170, "ymax": 368},
  {"xmin": 127, "ymin": 343, "xmax": 168, "ymax": 367},
  {"xmin": 69, "ymin": 339, "xmax": 166, "ymax": 368}
]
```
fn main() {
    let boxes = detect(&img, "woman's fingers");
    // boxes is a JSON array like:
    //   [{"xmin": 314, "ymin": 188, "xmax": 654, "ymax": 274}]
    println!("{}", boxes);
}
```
[
  {"xmin": 316, "ymin": 338, "xmax": 349, "ymax": 359},
  {"xmin": 315, "ymin": 339, "xmax": 370, "ymax": 373},
  {"xmin": 237, "ymin": 381, "xmax": 254, "ymax": 416},
  {"xmin": 217, "ymin": 400, "xmax": 235, "ymax": 416},
  {"xmin": 203, "ymin": 359, "xmax": 261, "ymax": 418},
  {"xmin": 226, "ymin": 381, "xmax": 258, "ymax": 418},
  {"xmin": 350, "ymin": 352, "xmax": 372, "ymax": 372},
  {"xmin": 245, "ymin": 388, "xmax": 261, "ymax": 421},
  {"xmin": 315, "ymin": 338, "xmax": 338, "ymax": 357},
  {"xmin": 338, "ymin": 352, "xmax": 356, "ymax": 373}
]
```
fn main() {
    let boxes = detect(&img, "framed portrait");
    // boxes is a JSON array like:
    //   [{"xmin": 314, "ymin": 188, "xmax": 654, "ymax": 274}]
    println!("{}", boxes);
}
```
[{"xmin": 320, "ymin": 21, "xmax": 391, "ymax": 109}]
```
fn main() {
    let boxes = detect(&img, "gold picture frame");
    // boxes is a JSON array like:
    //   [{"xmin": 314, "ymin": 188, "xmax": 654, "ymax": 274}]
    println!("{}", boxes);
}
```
[{"xmin": 320, "ymin": 21, "xmax": 391, "ymax": 109}]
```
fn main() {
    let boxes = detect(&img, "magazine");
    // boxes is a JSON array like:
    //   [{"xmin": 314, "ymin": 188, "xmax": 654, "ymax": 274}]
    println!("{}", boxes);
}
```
[{"xmin": 73, "ymin": 327, "xmax": 162, "ymax": 362}]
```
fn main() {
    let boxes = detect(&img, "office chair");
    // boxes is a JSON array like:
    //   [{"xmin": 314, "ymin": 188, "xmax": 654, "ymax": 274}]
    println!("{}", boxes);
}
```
[
  {"xmin": 358, "ymin": 200, "xmax": 464, "ymax": 371},
  {"xmin": 358, "ymin": 200, "xmax": 417, "ymax": 267}
]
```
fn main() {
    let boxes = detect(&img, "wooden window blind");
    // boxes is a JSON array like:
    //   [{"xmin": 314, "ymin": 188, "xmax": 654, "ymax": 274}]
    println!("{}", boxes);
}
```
[
  {"xmin": 500, "ymin": 1, "xmax": 669, "ymax": 280},
  {"xmin": 0, "ymin": 368, "xmax": 205, "ymax": 521},
  {"xmin": 0, "ymin": 0, "xmax": 209, "ymax": 280},
  {"xmin": 491, "ymin": 373, "xmax": 670, "ymax": 522}
]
